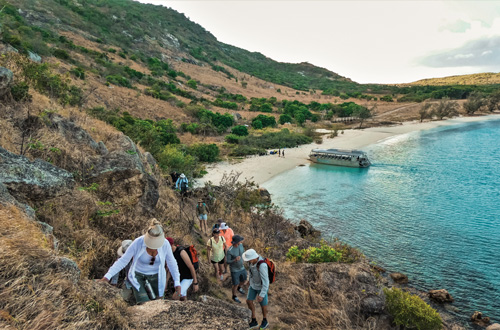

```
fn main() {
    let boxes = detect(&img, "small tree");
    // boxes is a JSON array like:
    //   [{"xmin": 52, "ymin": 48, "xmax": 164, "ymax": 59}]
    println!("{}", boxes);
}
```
[
  {"xmin": 354, "ymin": 105, "xmax": 373, "ymax": 128},
  {"xmin": 486, "ymin": 90, "xmax": 500, "ymax": 112},
  {"xmin": 231, "ymin": 125, "xmax": 248, "ymax": 136},
  {"xmin": 433, "ymin": 97, "xmax": 459, "ymax": 120},
  {"xmin": 279, "ymin": 114, "xmax": 292, "ymax": 125},
  {"xmin": 463, "ymin": 91, "xmax": 484, "ymax": 115},
  {"xmin": 419, "ymin": 103, "xmax": 433, "ymax": 122}
]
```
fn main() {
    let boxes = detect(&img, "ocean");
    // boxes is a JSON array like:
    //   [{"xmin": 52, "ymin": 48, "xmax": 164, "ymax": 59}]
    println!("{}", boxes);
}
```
[{"xmin": 262, "ymin": 118, "xmax": 500, "ymax": 323}]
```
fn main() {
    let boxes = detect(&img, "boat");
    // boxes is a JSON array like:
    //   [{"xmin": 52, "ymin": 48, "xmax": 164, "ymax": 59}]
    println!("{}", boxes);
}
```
[{"xmin": 309, "ymin": 148, "xmax": 371, "ymax": 168}]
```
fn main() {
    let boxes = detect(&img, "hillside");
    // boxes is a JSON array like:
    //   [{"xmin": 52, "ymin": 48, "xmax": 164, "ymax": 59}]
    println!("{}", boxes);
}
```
[{"xmin": 408, "ymin": 72, "xmax": 500, "ymax": 86}]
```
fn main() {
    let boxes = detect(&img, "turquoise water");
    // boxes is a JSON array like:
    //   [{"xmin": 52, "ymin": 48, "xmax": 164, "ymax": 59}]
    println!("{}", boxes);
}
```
[{"xmin": 263, "ymin": 118, "xmax": 500, "ymax": 322}]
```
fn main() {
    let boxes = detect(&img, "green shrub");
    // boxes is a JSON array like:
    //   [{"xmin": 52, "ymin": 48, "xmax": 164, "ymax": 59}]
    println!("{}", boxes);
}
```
[
  {"xmin": 106, "ymin": 75, "xmax": 132, "ymax": 88},
  {"xmin": 380, "ymin": 95, "xmax": 394, "ymax": 102},
  {"xmin": 229, "ymin": 145, "xmax": 265, "ymax": 157},
  {"xmin": 70, "ymin": 66, "xmax": 86, "ymax": 79},
  {"xmin": 231, "ymin": 125, "xmax": 249, "ymax": 136},
  {"xmin": 53, "ymin": 48, "xmax": 70, "ymax": 60},
  {"xmin": 279, "ymin": 114, "xmax": 292, "ymax": 125},
  {"xmin": 286, "ymin": 243, "xmax": 342, "ymax": 263},
  {"xmin": 11, "ymin": 82, "xmax": 32, "ymax": 102},
  {"xmin": 187, "ymin": 143, "xmax": 219, "ymax": 162},
  {"xmin": 383, "ymin": 288, "xmax": 442, "ymax": 330},
  {"xmin": 225, "ymin": 134, "xmax": 241, "ymax": 144},
  {"xmin": 186, "ymin": 79, "xmax": 197, "ymax": 90}
]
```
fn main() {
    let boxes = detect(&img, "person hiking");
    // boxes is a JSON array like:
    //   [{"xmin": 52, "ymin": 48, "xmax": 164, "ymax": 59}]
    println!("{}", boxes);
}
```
[
  {"xmin": 206, "ymin": 228, "xmax": 226, "ymax": 284},
  {"xmin": 175, "ymin": 173, "xmax": 188, "ymax": 197},
  {"xmin": 100, "ymin": 219, "xmax": 181, "ymax": 304},
  {"xmin": 166, "ymin": 237, "xmax": 199, "ymax": 301},
  {"xmin": 170, "ymin": 171, "xmax": 179, "ymax": 188},
  {"xmin": 219, "ymin": 222, "xmax": 234, "ymax": 274},
  {"xmin": 243, "ymin": 249, "xmax": 270, "ymax": 329},
  {"xmin": 110, "ymin": 240, "xmax": 134, "ymax": 303},
  {"xmin": 196, "ymin": 200, "xmax": 209, "ymax": 235},
  {"xmin": 226, "ymin": 235, "xmax": 247, "ymax": 303}
]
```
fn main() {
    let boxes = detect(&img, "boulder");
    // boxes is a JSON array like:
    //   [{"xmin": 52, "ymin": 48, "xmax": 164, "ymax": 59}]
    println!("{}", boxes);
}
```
[
  {"xmin": 258, "ymin": 187, "xmax": 271, "ymax": 203},
  {"xmin": 0, "ymin": 182, "xmax": 36, "ymax": 219},
  {"xmin": 360, "ymin": 294, "xmax": 385, "ymax": 314},
  {"xmin": 28, "ymin": 50, "xmax": 41, "ymax": 63},
  {"xmin": 0, "ymin": 147, "xmax": 75, "ymax": 202},
  {"xmin": 87, "ymin": 136, "xmax": 158, "ymax": 213},
  {"xmin": 48, "ymin": 114, "xmax": 100, "ymax": 151},
  {"xmin": 487, "ymin": 324, "xmax": 500, "ymax": 330},
  {"xmin": 48, "ymin": 256, "xmax": 81, "ymax": 284},
  {"xmin": 233, "ymin": 112, "xmax": 242, "ymax": 121},
  {"xmin": 471, "ymin": 311, "xmax": 491, "ymax": 327},
  {"xmin": 128, "ymin": 296, "xmax": 250, "ymax": 329},
  {"xmin": 390, "ymin": 272, "xmax": 408, "ymax": 284},
  {"xmin": 295, "ymin": 219, "xmax": 321, "ymax": 238},
  {"xmin": 428, "ymin": 289, "xmax": 454, "ymax": 303},
  {"xmin": 0, "ymin": 67, "xmax": 13, "ymax": 98}
]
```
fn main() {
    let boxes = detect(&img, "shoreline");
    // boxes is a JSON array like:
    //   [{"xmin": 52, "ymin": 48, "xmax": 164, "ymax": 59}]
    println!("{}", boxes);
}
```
[{"xmin": 197, "ymin": 114, "xmax": 500, "ymax": 187}]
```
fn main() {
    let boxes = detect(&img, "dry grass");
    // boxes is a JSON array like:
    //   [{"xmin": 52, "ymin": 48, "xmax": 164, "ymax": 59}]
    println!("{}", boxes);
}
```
[{"xmin": 0, "ymin": 204, "xmax": 130, "ymax": 330}]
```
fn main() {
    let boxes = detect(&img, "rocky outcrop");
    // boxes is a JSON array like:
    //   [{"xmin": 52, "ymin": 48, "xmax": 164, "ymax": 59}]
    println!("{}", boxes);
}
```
[
  {"xmin": 390, "ymin": 272, "xmax": 408, "ymax": 284},
  {"xmin": 295, "ymin": 219, "xmax": 321, "ymax": 238},
  {"xmin": 428, "ymin": 289, "xmax": 454, "ymax": 303},
  {"xmin": 48, "ymin": 114, "xmax": 101, "ymax": 151},
  {"xmin": 258, "ymin": 187, "xmax": 271, "ymax": 203},
  {"xmin": 0, "ymin": 66, "xmax": 13, "ymax": 98},
  {"xmin": 471, "ymin": 311, "xmax": 490, "ymax": 327},
  {"xmin": 128, "ymin": 296, "xmax": 250, "ymax": 330},
  {"xmin": 48, "ymin": 256, "xmax": 81, "ymax": 284},
  {"xmin": 0, "ymin": 147, "xmax": 75, "ymax": 202},
  {"xmin": 487, "ymin": 324, "xmax": 500, "ymax": 330},
  {"xmin": 87, "ymin": 135, "xmax": 159, "ymax": 213}
]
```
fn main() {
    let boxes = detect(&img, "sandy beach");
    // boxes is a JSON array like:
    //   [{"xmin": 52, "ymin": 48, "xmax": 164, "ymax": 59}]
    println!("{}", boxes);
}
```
[{"xmin": 196, "ymin": 115, "xmax": 500, "ymax": 187}]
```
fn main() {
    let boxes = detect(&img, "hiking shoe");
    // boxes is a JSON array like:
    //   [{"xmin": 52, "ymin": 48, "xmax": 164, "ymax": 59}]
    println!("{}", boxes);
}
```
[
  {"xmin": 238, "ymin": 287, "xmax": 246, "ymax": 295},
  {"xmin": 249, "ymin": 319, "xmax": 259, "ymax": 329},
  {"xmin": 233, "ymin": 296, "xmax": 241, "ymax": 303},
  {"xmin": 260, "ymin": 319, "xmax": 269, "ymax": 329}
]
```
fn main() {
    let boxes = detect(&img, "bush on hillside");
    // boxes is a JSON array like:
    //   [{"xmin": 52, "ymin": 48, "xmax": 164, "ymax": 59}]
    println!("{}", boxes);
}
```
[
  {"xmin": 231, "ymin": 125, "xmax": 249, "ymax": 136},
  {"xmin": 225, "ymin": 134, "xmax": 241, "ymax": 144},
  {"xmin": 239, "ymin": 128, "xmax": 312, "ymax": 149},
  {"xmin": 286, "ymin": 243, "xmax": 342, "ymax": 263},
  {"xmin": 187, "ymin": 143, "xmax": 219, "ymax": 162},
  {"xmin": 383, "ymin": 288, "xmax": 442, "ymax": 330}
]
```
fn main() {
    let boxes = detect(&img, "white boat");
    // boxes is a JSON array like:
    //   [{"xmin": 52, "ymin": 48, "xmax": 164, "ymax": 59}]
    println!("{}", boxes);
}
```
[{"xmin": 309, "ymin": 148, "xmax": 371, "ymax": 168}]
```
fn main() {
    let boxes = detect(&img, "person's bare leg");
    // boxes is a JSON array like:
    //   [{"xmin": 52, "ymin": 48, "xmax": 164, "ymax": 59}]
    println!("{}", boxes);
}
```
[
  {"xmin": 247, "ymin": 300, "xmax": 256, "ymax": 319},
  {"xmin": 261, "ymin": 305, "xmax": 268, "ymax": 319}
]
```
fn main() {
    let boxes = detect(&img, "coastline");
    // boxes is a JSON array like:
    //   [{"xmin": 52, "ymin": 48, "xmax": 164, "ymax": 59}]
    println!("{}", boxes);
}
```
[{"xmin": 197, "ymin": 115, "xmax": 500, "ymax": 187}]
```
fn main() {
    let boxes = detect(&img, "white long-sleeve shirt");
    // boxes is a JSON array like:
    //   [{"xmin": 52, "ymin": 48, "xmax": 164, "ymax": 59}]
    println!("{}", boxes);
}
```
[{"xmin": 104, "ymin": 236, "xmax": 180, "ymax": 297}]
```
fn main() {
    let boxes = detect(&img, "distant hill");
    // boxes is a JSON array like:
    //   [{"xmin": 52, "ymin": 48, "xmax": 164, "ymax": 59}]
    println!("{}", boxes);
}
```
[{"xmin": 409, "ymin": 72, "xmax": 500, "ymax": 86}]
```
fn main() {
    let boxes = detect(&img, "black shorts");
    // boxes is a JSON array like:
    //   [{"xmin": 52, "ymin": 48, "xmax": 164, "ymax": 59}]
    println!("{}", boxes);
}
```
[{"xmin": 211, "ymin": 258, "xmax": 225, "ymax": 265}]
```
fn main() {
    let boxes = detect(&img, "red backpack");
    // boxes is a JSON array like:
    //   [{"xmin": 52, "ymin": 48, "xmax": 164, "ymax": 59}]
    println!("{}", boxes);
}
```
[{"xmin": 257, "ymin": 258, "xmax": 276, "ymax": 284}]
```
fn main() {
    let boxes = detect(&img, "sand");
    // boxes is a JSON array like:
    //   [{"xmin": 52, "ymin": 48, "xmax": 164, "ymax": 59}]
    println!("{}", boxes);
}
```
[{"xmin": 196, "ymin": 115, "xmax": 500, "ymax": 187}]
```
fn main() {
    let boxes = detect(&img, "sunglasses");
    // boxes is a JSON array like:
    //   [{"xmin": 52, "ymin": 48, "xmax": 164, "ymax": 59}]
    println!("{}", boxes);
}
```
[{"xmin": 150, "ymin": 255, "xmax": 156, "ymax": 265}]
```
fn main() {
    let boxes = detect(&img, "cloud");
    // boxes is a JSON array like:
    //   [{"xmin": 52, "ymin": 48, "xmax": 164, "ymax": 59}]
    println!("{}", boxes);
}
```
[
  {"xmin": 439, "ymin": 19, "xmax": 471, "ymax": 33},
  {"xmin": 419, "ymin": 36, "xmax": 500, "ymax": 68}
]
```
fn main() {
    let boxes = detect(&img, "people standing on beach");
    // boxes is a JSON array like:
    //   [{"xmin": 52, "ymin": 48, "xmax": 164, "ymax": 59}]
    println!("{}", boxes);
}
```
[
  {"xmin": 243, "ymin": 249, "xmax": 270, "ymax": 329},
  {"xmin": 219, "ymin": 222, "xmax": 234, "ymax": 274},
  {"xmin": 282, "ymin": 149, "xmax": 285, "ymax": 158},
  {"xmin": 166, "ymin": 237, "xmax": 199, "ymax": 301},
  {"xmin": 206, "ymin": 228, "xmax": 226, "ymax": 284},
  {"xmin": 226, "ymin": 235, "xmax": 247, "ymax": 303},
  {"xmin": 196, "ymin": 200, "xmax": 209, "ymax": 235},
  {"xmin": 100, "ymin": 219, "xmax": 181, "ymax": 304}
]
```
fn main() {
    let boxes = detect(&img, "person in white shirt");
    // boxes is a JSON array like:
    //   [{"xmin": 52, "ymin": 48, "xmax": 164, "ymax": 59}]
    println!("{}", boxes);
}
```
[{"xmin": 100, "ymin": 219, "xmax": 181, "ymax": 304}]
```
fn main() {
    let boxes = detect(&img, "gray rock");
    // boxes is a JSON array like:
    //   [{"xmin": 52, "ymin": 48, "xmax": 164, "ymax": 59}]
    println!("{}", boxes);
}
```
[
  {"xmin": 233, "ymin": 112, "xmax": 242, "ymax": 121},
  {"xmin": 487, "ymin": 324, "xmax": 500, "ymax": 330},
  {"xmin": 97, "ymin": 141, "xmax": 108, "ymax": 156},
  {"xmin": 144, "ymin": 152, "xmax": 156, "ymax": 167},
  {"xmin": 0, "ymin": 182, "xmax": 36, "ymax": 219},
  {"xmin": 0, "ymin": 66, "xmax": 13, "ymax": 98},
  {"xmin": 0, "ymin": 42, "xmax": 19, "ymax": 54},
  {"xmin": 471, "ymin": 311, "xmax": 491, "ymax": 327},
  {"xmin": 48, "ymin": 114, "xmax": 100, "ymax": 150},
  {"xmin": 428, "ymin": 289, "xmax": 454, "ymax": 303},
  {"xmin": 390, "ymin": 272, "xmax": 409, "ymax": 284},
  {"xmin": 360, "ymin": 294, "xmax": 385, "ymax": 314},
  {"xmin": 49, "ymin": 257, "xmax": 81, "ymax": 284},
  {"xmin": 0, "ymin": 147, "xmax": 75, "ymax": 202},
  {"xmin": 28, "ymin": 50, "xmax": 41, "ymax": 63},
  {"xmin": 295, "ymin": 219, "xmax": 321, "ymax": 238},
  {"xmin": 258, "ymin": 187, "xmax": 271, "ymax": 203}
]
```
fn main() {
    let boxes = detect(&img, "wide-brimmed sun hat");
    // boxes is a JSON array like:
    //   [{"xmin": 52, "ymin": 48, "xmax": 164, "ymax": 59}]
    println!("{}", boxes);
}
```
[
  {"xmin": 144, "ymin": 225, "xmax": 165, "ymax": 249},
  {"xmin": 180, "ymin": 173, "xmax": 186, "ymax": 178},
  {"xmin": 117, "ymin": 240, "xmax": 133, "ymax": 257},
  {"xmin": 242, "ymin": 249, "xmax": 259, "ymax": 261},
  {"xmin": 231, "ymin": 235, "xmax": 244, "ymax": 244},
  {"xmin": 220, "ymin": 222, "xmax": 229, "ymax": 230}
]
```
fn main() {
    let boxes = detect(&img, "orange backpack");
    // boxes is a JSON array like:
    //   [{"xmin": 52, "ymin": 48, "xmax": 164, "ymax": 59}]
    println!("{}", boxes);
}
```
[
  {"xmin": 257, "ymin": 258, "xmax": 276, "ymax": 284},
  {"xmin": 179, "ymin": 245, "xmax": 199, "ymax": 270}
]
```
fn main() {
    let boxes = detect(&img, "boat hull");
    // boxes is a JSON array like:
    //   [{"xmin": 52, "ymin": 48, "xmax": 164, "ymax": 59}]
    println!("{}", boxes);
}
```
[{"xmin": 309, "ymin": 156, "xmax": 370, "ymax": 168}]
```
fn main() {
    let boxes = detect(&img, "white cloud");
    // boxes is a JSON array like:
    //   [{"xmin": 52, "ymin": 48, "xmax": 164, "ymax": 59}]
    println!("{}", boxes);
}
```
[{"xmin": 482, "ymin": 50, "xmax": 493, "ymax": 56}]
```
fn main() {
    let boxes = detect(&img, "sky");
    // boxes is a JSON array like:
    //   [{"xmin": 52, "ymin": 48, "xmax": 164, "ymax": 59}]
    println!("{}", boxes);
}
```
[{"xmin": 136, "ymin": 1, "xmax": 500, "ymax": 84}]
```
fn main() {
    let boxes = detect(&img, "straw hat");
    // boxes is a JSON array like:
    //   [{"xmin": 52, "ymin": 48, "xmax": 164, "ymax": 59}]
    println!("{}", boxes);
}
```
[{"xmin": 117, "ymin": 240, "xmax": 133, "ymax": 257}]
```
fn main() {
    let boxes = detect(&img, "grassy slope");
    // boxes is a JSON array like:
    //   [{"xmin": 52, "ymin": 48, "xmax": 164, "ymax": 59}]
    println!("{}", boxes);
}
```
[{"xmin": 409, "ymin": 72, "xmax": 500, "ymax": 86}]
